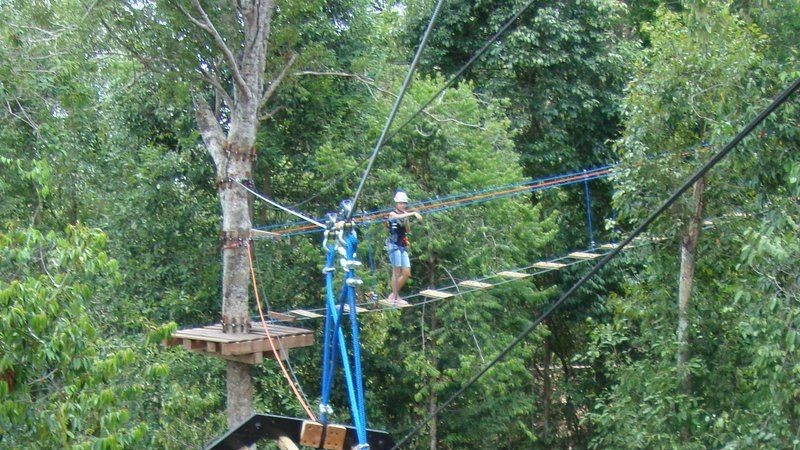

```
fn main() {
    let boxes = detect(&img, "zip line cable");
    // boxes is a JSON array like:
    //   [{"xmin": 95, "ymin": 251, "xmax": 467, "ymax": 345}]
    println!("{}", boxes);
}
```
[
  {"xmin": 377, "ymin": 0, "xmax": 539, "ymax": 152},
  {"xmin": 236, "ymin": 180, "xmax": 325, "ymax": 229},
  {"xmin": 389, "ymin": 76, "xmax": 800, "ymax": 450},
  {"xmin": 301, "ymin": 0, "xmax": 540, "ymax": 213},
  {"xmin": 349, "ymin": 0, "xmax": 446, "ymax": 217}
]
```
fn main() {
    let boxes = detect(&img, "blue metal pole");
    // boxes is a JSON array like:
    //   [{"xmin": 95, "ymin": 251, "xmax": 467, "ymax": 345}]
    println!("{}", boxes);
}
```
[{"xmin": 583, "ymin": 170, "xmax": 595, "ymax": 249}]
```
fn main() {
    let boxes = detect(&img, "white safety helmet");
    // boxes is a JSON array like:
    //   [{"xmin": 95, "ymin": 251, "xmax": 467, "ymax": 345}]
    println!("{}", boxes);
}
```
[{"xmin": 393, "ymin": 191, "xmax": 409, "ymax": 203}]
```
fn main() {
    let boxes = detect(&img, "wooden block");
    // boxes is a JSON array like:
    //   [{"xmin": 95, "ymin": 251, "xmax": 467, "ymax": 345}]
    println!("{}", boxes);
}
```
[
  {"xmin": 268, "ymin": 311, "xmax": 297, "ymax": 322},
  {"xmin": 458, "ymin": 280, "xmax": 493, "ymax": 289},
  {"xmin": 497, "ymin": 271, "xmax": 530, "ymax": 279},
  {"xmin": 323, "ymin": 423, "xmax": 347, "ymax": 450},
  {"xmin": 263, "ymin": 346, "xmax": 289, "ymax": 361},
  {"xmin": 183, "ymin": 338, "xmax": 206, "ymax": 350},
  {"xmin": 219, "ymin": 352, "xmax": 263, "ymax": 365},
  {"xmin": 600, "ymin": 243, "xmax": 619, "ymax": 250},
  {"xmin": 206, "ymin": 341, "xmax": 218, "ymax": 353},
  {"xmin": 419, "ymin": 289, "xmax": 453, "ymax": 299},
  {"xmin": 221, "ymin": 340, "xmax": 253, "ymax": 356},
  {"xmin": 300, "ymin": 421, "xmax": 323, "ymax": 448},
  {"xmin": 163, "ymin": 337, "xmax": 181, "ymax": 347},
  {"xmin": 568, "ymin": 251, "xmax": 600, "ymax": 260},
  {"xmin": 289, "ymin": 309, "xmax": 322, "ymax": 319},
  {"xmin": 533, "ymin": 261, "xmax": 567, "ymax": 270}
]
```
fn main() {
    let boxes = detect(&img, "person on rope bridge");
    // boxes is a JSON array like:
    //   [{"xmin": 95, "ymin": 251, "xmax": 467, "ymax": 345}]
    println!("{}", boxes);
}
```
[{"xmin": 386, "ymin": 190, "xmax": 423, "ymax": 305}]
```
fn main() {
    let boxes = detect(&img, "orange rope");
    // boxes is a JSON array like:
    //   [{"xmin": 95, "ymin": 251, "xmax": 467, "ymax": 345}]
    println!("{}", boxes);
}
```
[{"xmin": 246, "ymin": 242, "xmax": 318, "ymax": 421}]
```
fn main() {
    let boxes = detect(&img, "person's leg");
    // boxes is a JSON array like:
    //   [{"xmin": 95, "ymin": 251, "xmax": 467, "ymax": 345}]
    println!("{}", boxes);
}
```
[
  {"xmin": 396, "ymin": 249, "xmax": 412, "ymax": 294},
  {"xmin": 388, "ymin": 246, "xmax": 401, "ymax": 301},
  {"xmin": 397, "ymin": 267, "xmax": 411, "ymax": 291},
  {"xmin": 391, "ymin": 266, "xmax": 403, "ymax": 301}
]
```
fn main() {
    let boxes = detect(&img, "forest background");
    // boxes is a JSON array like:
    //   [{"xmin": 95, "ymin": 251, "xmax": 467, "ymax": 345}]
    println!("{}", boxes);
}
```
[{"xmin": 1, "ymin": 0, "xmax": 799, "ymax": 448}]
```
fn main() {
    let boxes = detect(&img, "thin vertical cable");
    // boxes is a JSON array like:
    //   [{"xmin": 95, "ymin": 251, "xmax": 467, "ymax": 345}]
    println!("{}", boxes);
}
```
[{"xmin": 349, "ymin": 0, "xmax": 447, "ymax": 216}]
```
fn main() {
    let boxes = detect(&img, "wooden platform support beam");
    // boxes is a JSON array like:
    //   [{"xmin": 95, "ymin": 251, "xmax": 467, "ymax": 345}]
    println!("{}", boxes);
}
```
[{"xmin": 533, "ymin": 261, "xmax": 567, "ymax": 270}]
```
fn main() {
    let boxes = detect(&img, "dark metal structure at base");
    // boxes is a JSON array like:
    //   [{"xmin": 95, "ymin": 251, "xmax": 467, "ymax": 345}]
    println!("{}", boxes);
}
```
[{"xmin": 205, "ymin": 413, "xmax": 396, "ymax": 450}]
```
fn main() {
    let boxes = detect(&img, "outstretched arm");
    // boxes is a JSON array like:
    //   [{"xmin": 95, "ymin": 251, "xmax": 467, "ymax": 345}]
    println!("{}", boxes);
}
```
[{"xmin": 389, "ymin": 211, "xmax": 423, "ymax": 221}]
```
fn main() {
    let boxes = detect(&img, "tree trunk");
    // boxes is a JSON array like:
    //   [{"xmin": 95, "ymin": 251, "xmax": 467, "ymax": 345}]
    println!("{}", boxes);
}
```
[
  {"xmin": 424, "ymin": 262, "xmax": 438, "ymax": 450},
  {"xmin": 191, "ymin": 0, "xmax": 277, "ymax": 434},
  {"xmin": 559, "ymin": 353, "xmax": 579, "ymax": 448},
  {"xmin": 541, "ymin": 338, "xmax": 552, "ymax": 442},
  {"xmin": 428, "ymin": 388, "xmax": 437, "ymax": 450},
  {"xmin": 677, "ymin": 176, "xmax": 705, "ymax": 439}
]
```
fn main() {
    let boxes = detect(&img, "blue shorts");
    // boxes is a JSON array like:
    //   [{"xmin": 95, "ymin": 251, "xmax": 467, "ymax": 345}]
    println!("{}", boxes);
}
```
[{"xmin": 387, "ymin": 244, "xmax": 410, "ymax": 268}]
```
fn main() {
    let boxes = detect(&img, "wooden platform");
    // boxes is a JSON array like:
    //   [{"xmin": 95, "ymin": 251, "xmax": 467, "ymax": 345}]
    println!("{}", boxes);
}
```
[{"xmin": 166, "ymin": 322, "xmax": 314, "ymax": 365}]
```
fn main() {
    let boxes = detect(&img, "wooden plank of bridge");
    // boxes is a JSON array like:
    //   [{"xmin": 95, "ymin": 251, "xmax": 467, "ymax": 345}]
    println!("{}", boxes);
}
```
[
  {"xmin": 342, "ymin": 304, "xmax": 367, "ymax": 314},
  {"xmin": 600, "ymin": 243, "xmax": 619, "ymax": 250},
  {"xmin": 497, "ymin": 271, "xmax": 531, "ymax": 279},
  {"xmin": 533, "ymin": 261, "xmax": 566, "ymax": 270},
  {"xmin": 377, "ymin": 298, "xmax": 412, "ymax": 308},
  {"xmin": 268, "ymin": 311, "xmax": 297, "ymax": 322},
  {"xmin": 419, "ymin": 289, "xmax": 454, "ymax": 299},
  {"xmin": 289, "ymin": 309, "xmax": 323, "ymax": 319},
  {"xmin": 458, "ymin": 280, "xmax": 493, "ymax": 289},
  {"xmin": 568, "ymin": 251, "xmax": 600, "ymax": 260}
]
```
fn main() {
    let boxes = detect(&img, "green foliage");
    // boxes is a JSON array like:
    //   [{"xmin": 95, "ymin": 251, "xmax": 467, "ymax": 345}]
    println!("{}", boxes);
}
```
[
  {"xmin": 3, "ymin": 0, "xmax": 799, "ymax": 448},
  {"xmin": 591, "ymin": 2, "xmax": 800, "ymax": 448},
  {"xmin": 613, "ymin": 3, "xmax": 766, "ymax": 233},
  {"xmin": 0, "ymin": 225, "xmax": 145, "ymax": 449}
]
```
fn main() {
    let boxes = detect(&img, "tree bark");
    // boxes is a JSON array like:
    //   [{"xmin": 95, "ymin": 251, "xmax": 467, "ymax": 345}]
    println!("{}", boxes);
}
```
[
  {"xmin": 677, "ymin": 176, "xmax": 706, "ymax": 439},
  {"xmin": 428, "ymin": 388, "xmax": 438, "ymax": 450},
  {"xmin": 541, "ymin": 338, "xmax": 552, "ymax": 442}
]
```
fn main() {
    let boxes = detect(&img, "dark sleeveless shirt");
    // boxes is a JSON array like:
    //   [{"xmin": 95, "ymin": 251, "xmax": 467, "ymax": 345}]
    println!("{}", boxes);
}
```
[{"xmin": 388, "ymin": 210, "xmax": 408, "ymax": 247}]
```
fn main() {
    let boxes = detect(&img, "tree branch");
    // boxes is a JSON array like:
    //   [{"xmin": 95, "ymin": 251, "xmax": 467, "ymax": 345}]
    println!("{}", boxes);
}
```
[
  {"xmin": 186, "ymin": 0, "xmax": 251, "ymax": 99},
  {"xmin": 192, "ymin": 94, "xmax": 227, "ymax": 170},
  {"xmin": 100, "ymin": 17, "xmax": 174, "ymax": 76},
  {"xmin": 259, "ymin": 105, "xmax": 285, "ymax": 122},
  {"xmin": 260, "ymin": 52, "xmax": 297, "ymax": 109},
  {"xmin": 197, "ymin": 64, "xmax": 234, "ymax": 110}
]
